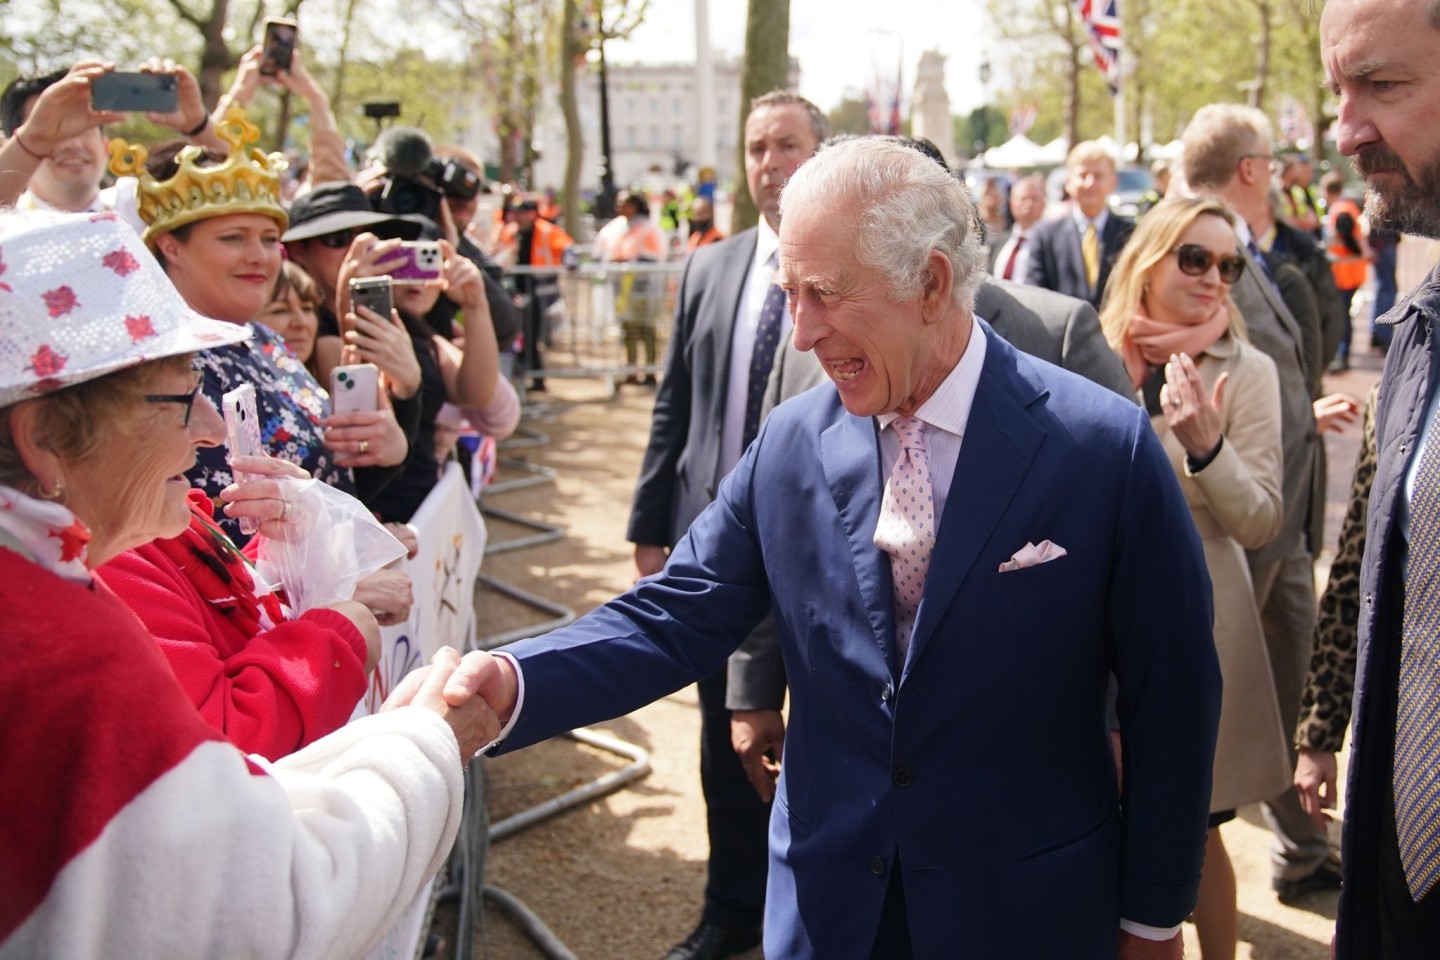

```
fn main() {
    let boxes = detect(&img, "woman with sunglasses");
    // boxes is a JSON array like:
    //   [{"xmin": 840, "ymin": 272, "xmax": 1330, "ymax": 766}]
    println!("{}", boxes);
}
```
[{"xmin": 1101, "ymin": 196, "xmax": 1292, "ymax": 960}]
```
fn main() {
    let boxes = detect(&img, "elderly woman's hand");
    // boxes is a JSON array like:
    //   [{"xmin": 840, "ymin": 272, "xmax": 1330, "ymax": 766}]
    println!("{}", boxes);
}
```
[
  {"xmin": 218, "ymin": 454, "xmax": 310, "ymax": 533},
  {"xmin": 1161, "ymin": 352, "xmax": 1228, "ymax": 463},
  {"xmin": 344, "ymin": 305, "xmax": 422, "ymax": 400},
  {"xmin": 324, "ymin": 407, "xmax": 408, "ymax": 467},
  {"xmin": 353, "ymin": 567, "xmax": 413, "ymax": 626},
  {"xmin": 13, "ymin": 61, "xmax": 123, "ymax": 158},
  {"xmin": 379, "ymin": 647, "xmax": 506, "ymax": 762}
]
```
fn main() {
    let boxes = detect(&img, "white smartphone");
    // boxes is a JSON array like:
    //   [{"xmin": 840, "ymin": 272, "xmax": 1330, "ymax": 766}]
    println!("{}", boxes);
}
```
[
  {"xmin": 221, "ymin": 384, "xmax": 265, "ymax": 534},
  {"xmin": 330, "ymin": 362, "xmax": 380, "ymax": 414}
]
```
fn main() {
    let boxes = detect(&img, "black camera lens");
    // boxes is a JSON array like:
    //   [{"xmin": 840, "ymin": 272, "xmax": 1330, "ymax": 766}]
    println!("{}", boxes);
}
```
[{"xmin": 373, "ymin": 175, "xmax": 443, "ymax": 222}]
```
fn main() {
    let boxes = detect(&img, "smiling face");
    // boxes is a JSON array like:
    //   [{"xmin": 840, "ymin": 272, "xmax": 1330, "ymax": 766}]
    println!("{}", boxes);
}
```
[
  {"xmin": 1323, "ymin": 0, "xmax": 1440, "ymax": 237},
  {"xmin": 155, "ymin": 213, "xmax": 283, "ymax": 323},
  {"xmin": 258, "ymin": 286, "xmax": 320, "ymax": 363},
  {"xmin": 58, "ymin": 360, "xmax": 226, "ymax": 565},
  {"xmin": 745, "ymin": 103, "xmax": 820, "ymax": 230},
  {"xmin": 19, "ymin": 93, "xmax": 107, "ymax": 211},
  {"xmin": 1142, "ymin": 213, "xmax": 1238, "ymax": 326},
  {"xmin": 779, "ymin": 205, "xmax": 953, "ymax": 418}
]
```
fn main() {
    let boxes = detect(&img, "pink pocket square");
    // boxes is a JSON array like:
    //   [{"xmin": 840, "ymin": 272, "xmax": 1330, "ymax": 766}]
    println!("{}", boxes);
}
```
[{"xmin": 998, "ymin": 540, "xmax": 1068, "ymax": 572}]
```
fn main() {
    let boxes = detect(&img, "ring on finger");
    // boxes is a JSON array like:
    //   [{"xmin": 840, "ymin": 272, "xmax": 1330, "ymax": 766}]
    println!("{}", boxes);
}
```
[
  {"xmin": 359, "ymin": 439, "xmax": 369, "ymax": 454},
  {"xmin": 279, "ymin": 499, "xmax": 291, "ymax": 522}
]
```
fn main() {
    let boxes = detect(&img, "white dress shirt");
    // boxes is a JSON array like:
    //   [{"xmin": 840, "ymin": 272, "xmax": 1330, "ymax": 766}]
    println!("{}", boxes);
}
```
[{"xmin": 993, "ymin": 229, "xmax": 1032, "ymax": 283}]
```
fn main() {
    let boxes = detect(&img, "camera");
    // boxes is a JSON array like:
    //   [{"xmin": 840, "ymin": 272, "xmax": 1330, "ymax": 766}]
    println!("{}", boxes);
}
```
[{"xmin": 373, "ymin": 171, "xmax": 444, "ymax": 222}]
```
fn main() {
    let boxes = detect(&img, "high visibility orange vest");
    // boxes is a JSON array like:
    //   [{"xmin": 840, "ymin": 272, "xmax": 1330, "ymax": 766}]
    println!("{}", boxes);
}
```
[{"xmin": 1326, "ymin": 198, "xmax": 1367, "ymax": 292}]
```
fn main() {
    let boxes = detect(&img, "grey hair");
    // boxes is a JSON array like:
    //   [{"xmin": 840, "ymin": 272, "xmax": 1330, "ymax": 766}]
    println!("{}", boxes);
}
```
[{"xmin": 780, "ymin": 138, "xmax": 987, "ymax": 313}]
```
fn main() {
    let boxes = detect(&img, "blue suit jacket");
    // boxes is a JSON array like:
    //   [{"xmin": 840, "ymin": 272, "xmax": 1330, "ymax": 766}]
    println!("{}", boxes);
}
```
[{"xmin": 497, "ymin": 325, "xmax": 1220, "ymax": 958}]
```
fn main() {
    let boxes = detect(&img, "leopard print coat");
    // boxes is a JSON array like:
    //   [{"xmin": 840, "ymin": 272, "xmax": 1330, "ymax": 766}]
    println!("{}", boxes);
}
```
[{"xmin": 1295, "ymin": 385, "xmax": 1378, "ymax": 753}]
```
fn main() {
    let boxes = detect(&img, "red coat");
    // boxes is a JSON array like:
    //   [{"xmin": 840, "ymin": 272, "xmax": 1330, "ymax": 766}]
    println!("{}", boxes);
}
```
[{"xmin": 96, "ymin": 502, "xmax": 369, "ymax": 762}]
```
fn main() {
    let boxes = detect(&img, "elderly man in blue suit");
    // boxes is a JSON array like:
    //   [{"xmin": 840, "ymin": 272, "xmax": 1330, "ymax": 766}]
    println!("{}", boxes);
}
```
[{"xmin": 468, "ymin": 139, "xmax": 1221, "ymax": 959}]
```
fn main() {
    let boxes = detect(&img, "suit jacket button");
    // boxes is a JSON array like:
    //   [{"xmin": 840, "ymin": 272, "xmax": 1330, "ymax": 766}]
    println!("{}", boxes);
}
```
[
  {"xmin": 870, "ymin": 856, "xmax": 886, "ymax": 875},
  {"xmin": 881, "ymin": 683, "xmax": 893, "ymax": 703},
  {"xmin": 893, "ymin": 768, "xmax": 913, "ymax": 787}
]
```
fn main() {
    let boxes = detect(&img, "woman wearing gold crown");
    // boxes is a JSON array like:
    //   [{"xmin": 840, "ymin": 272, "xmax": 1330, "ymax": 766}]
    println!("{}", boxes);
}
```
[{"xmin": 109, "ymin": 106, "xmax": 419, "ymax": 543}]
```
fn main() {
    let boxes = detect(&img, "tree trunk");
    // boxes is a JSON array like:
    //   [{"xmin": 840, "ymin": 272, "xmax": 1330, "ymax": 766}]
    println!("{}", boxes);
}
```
[
  {"xmin": 1250, "ymin": 0, "xmax": 1271, "ymax": 110},
  {"xmin": 1065, "ymin": 1, "xmax": 1081, "ymax": 151},
  {"xmin": 561, "ymin": 0, "xmax": 584, "ymax": 238},
  {"xmin": 731, "ymin": 0, "xmax": 790, "ymax": 235}
]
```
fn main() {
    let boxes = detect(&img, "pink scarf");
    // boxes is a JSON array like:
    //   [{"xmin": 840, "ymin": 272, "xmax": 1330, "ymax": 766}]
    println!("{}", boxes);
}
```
[{"xmin": 1118, "ymin": 303, "xmax": 1231, "ymax": 391}]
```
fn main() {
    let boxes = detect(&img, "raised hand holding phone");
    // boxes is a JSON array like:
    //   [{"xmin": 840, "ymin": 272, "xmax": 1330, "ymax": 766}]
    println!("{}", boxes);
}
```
[{"xmin": 222, "ymin": 384, "xmax": 265, "ymax": 535}]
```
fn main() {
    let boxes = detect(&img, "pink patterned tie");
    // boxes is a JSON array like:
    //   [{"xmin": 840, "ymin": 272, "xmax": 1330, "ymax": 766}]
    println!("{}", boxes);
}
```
[{"xmin": 873, "ymin": 415, "xmax": 936, "ymax": 660}]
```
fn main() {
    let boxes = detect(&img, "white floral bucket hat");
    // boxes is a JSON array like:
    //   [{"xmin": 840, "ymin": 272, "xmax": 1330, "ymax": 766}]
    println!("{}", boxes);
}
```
[{"xmin": 0, "ymin": 209, "xmax": 248, "ymax": 407}]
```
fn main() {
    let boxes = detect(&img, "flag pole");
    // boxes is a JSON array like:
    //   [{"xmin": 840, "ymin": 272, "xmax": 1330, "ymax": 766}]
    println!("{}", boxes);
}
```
[{"xmin": 1113, "ymin": 0, "xmax": 1125, "ymax": 159}]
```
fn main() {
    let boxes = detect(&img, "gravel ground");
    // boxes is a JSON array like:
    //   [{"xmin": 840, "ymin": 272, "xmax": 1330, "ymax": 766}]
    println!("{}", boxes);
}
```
[{"xmin": 445, "ymin": 357, "xmax": 1380, "ymax": 959}]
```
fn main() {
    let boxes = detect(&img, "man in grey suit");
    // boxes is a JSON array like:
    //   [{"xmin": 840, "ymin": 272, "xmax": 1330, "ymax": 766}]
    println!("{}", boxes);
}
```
[
  {"xmin": 1182, "ymin": 103, "xmax": 1338, "ymax": 900},
  {"xmin": 1023, "ymin": 142, "xmax": 1136, "ymax": 307},
  {"xmin": 730, "ymin": 272, "xmax": 1136, "ymax": 793},
  {"xmin": 626, "ymin": 90, "xmax": 826, "ymax": 960}
]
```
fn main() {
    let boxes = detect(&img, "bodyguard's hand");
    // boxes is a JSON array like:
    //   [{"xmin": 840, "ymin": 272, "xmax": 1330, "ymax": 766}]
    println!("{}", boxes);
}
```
[
  {"xmin": 1117, "ymin": 930, "xmax": 1181, "ymax": 959},
  {"xmin": 633, "ymin": 544, "xmax": 667, "ymax": 582},
  {"xmin": 732, "ymin": 709, "xmax": 784, "ymax": 802}
]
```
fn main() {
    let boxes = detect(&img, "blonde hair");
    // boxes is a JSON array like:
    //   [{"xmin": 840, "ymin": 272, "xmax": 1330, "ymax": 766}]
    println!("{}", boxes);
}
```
[
  {"xmin": 1099, "ymin": 196, "xmax": 1247, "ymax": 348},
  {"xmin": 1182, "ymin": 104, "xmax": 1272, "ymax": 191},
  {"xmin": 1066, "ymin": 140, "xmax": 1117, "ymax": 171}
]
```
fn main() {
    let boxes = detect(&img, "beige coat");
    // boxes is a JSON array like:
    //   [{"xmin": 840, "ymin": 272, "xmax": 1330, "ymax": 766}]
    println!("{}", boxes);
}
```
[{"xmin": 1151, "ymin": 335, "xmax": 1293, "ymax": 812}]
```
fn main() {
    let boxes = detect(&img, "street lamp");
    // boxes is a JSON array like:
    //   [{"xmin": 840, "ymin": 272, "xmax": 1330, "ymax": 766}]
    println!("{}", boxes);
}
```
[{"xmin": 592, "ymin": 6, "xmax": 618, "ymax": 220}]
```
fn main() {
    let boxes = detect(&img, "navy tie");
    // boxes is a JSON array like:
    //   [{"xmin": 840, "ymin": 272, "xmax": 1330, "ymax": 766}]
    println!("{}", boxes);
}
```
[{"xmin": 742, "ymin": 255, "xmax": 786, "ymax": 449}]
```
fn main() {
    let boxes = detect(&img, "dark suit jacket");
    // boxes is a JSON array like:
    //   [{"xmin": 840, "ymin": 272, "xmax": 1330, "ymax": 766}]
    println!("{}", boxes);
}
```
[
  {"xmin": 1022, "ymin": 211, "xmax": 1134, "ymax": 307},
  {"xmin": 1337, "ymin": 263, "xmax": 1440, "ymax": 957},
  {"xmin": 495, "ymin": 328, "xmax": 1220, "ymax": 957},
  {"xmin": 627, "ymin": 228, "xmax": 759, "ymax": 547}
]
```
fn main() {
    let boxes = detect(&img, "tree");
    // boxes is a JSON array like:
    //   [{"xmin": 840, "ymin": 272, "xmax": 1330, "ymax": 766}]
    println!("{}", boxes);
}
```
[
  {"xmin": 731, "ymin": 0, "xmax": 789, "ymax": 234},
  {"xmin": 828, "ymin": 95, "xmax": 871, "ymax": 137}
]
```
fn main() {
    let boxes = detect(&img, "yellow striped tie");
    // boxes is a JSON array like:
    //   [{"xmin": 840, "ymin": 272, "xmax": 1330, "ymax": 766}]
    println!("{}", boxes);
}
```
[
  {"xmin": 1081, "ymin": 222, "xmax": 1100, "ymax": 291},
  {"xmin": 1397, "ymin": 416, "xmax": 1440, "ymax": 901}
]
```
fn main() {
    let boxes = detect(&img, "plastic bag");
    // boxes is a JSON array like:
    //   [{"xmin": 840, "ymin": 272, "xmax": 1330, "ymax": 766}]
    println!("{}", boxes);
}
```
[{"xmin": 252, "ymin": 476, "xmax": 407, "ymax": 614}]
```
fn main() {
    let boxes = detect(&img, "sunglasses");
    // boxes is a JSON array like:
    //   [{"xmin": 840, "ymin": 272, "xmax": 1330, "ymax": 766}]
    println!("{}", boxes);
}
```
[
  {"xmin": 314, "ymin": 228, "xmax": 358, "ymax": 249},
  {"xmin": 1171, "ymin": 244, "xmax": 1247, "ymax": 284},
  {"xmin": 144, "ymin": 370, "xmax": 205, "ymax": 428}
]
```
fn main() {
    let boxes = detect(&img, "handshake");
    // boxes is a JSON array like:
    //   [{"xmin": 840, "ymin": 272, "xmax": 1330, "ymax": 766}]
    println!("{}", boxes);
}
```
[{"xmin": 381, "ymin": 647, "xmax": 519, "ymax": 763}]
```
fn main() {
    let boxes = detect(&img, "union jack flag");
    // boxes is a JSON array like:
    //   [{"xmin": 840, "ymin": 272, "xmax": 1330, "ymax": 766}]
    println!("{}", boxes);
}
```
[{"xmin": 1076, "ymin": 0, "xmax": 1122, "ymax": 93}]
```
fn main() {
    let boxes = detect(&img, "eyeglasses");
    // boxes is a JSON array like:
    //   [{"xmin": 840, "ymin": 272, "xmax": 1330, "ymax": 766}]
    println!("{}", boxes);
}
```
[
  {"xmin": 144, "ymin": 370, "xmax": 205, "ymax": 427},
  {"xmin": 1238, "ymin": 153, "xmax": 1281, "ymax": 174},
  {"xmin": 314, "ymin": 229, "xmax": 358, "ymax": 249},
  {"xmin": 1171, "ymin": 244, "xmax": 1247, "ymax": 284}
]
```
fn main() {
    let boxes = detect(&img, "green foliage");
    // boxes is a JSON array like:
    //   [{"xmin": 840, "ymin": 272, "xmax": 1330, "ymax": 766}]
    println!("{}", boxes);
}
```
[
  {"xmin": 732, "ymin": 0, "xmax": 789, "ymax": 234},
  {"xmin": 828, "ymin": 96, "xmax": 870, "ymax": 136}
]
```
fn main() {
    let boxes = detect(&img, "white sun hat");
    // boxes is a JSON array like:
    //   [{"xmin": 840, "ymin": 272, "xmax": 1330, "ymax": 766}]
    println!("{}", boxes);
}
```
[{"xmin": 0, "ymin": 209, "xmax": 249, "ymax": 408}]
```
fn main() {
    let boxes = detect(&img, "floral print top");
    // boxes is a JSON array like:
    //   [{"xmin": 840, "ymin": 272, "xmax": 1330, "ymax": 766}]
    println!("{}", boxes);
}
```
[{"xmin": 188, "ymin": 322, "xmax": 351, "ymax": 541}]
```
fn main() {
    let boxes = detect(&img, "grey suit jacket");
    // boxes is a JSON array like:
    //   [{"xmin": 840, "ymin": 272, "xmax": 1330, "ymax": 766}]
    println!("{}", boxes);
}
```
[
  {"xmin": 1229, "ymin": 246, "xmax": 1319, "ymax": 568},
  {"xmin": 730, "ymin": 278, "xmax": 1135, "ymax": 710}
]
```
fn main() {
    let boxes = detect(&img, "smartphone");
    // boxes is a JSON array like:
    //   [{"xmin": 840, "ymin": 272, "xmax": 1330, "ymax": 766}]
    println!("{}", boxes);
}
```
[
  {"xmin": 349, "ymin": 275, "xmax": 394, "ymax": 321},
  {"xmin": 386, "ymin": 240, "xmax": 443, "ymax": 284},
  {"xmin": 330, "ymin": 363, "xmax": 380, "ymax": 415},
  {"xmin": 221, "ymin": 384, "xmax": 265, "ymax": 534},
  {"xmin": 260, "ymin": 18, "xmax": 299, "ymax": 77},
  {"xmin": 90, "ymin": 72, "xmax": 179, "ymax": 113}
]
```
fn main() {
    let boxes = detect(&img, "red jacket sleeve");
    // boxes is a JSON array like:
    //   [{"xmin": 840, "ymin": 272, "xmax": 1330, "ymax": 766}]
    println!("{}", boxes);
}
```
[{"xmin": 95, "ymin": 545, "xmax": 370, "ymax": 761}]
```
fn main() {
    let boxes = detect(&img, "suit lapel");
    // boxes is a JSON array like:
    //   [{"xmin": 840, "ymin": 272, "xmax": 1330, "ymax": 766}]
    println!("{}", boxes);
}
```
[
  {"xmin": 708, "ymin": 229, "xmax": 760, "ymax": 397},
  {"xmin": 905, "ymin": 334, "xmax": 1048, "ymax": 676},
  {"xmin": 819, "ymin": 412, "xmax": 895, "ymax": 666}
]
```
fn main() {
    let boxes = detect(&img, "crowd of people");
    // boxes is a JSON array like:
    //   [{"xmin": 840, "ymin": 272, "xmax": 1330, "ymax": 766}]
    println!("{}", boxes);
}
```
[{"xmin": 2, "ymin": 0, "xmax": 1439, "ymax": 957}]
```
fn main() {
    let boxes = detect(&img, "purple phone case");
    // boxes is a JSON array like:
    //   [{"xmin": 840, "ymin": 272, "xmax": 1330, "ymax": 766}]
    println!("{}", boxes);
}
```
[{"xmin": 387, "ymin": 242, "xmax": 442, "ymax": 282}]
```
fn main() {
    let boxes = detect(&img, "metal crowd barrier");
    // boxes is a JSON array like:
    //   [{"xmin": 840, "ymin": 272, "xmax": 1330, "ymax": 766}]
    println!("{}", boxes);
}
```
[{"xmin": 503, "ymin": 261, "xmax": 686, "ymax": 394}]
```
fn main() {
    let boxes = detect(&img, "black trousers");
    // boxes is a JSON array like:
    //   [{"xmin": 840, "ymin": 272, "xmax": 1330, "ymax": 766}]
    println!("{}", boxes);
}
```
[{"xmin": 697, "ymin": 667, "xmax": 771, "ymax": 928}]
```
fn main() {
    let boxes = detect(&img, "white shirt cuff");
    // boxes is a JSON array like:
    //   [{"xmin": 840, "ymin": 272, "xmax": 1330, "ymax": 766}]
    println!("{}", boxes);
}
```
[
  {"xmin": 478, "ymin": 651, "xmax": 525, "ymax": 755},
  {"xmin": 1120, "ymin": 919, "xmax": 1182, "ymax": 941}
]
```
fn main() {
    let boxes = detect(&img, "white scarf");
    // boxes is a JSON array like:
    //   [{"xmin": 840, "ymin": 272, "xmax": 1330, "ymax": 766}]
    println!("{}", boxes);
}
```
[{"xmin": 0, "ymin": 485, "xmax": 92, "ymax": 584}]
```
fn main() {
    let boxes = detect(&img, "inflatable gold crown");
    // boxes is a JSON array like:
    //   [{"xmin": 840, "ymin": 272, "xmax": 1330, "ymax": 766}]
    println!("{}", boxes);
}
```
[{"xmin": 109, "ymin": 106, "xmax": 288, "ymax": 249}]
